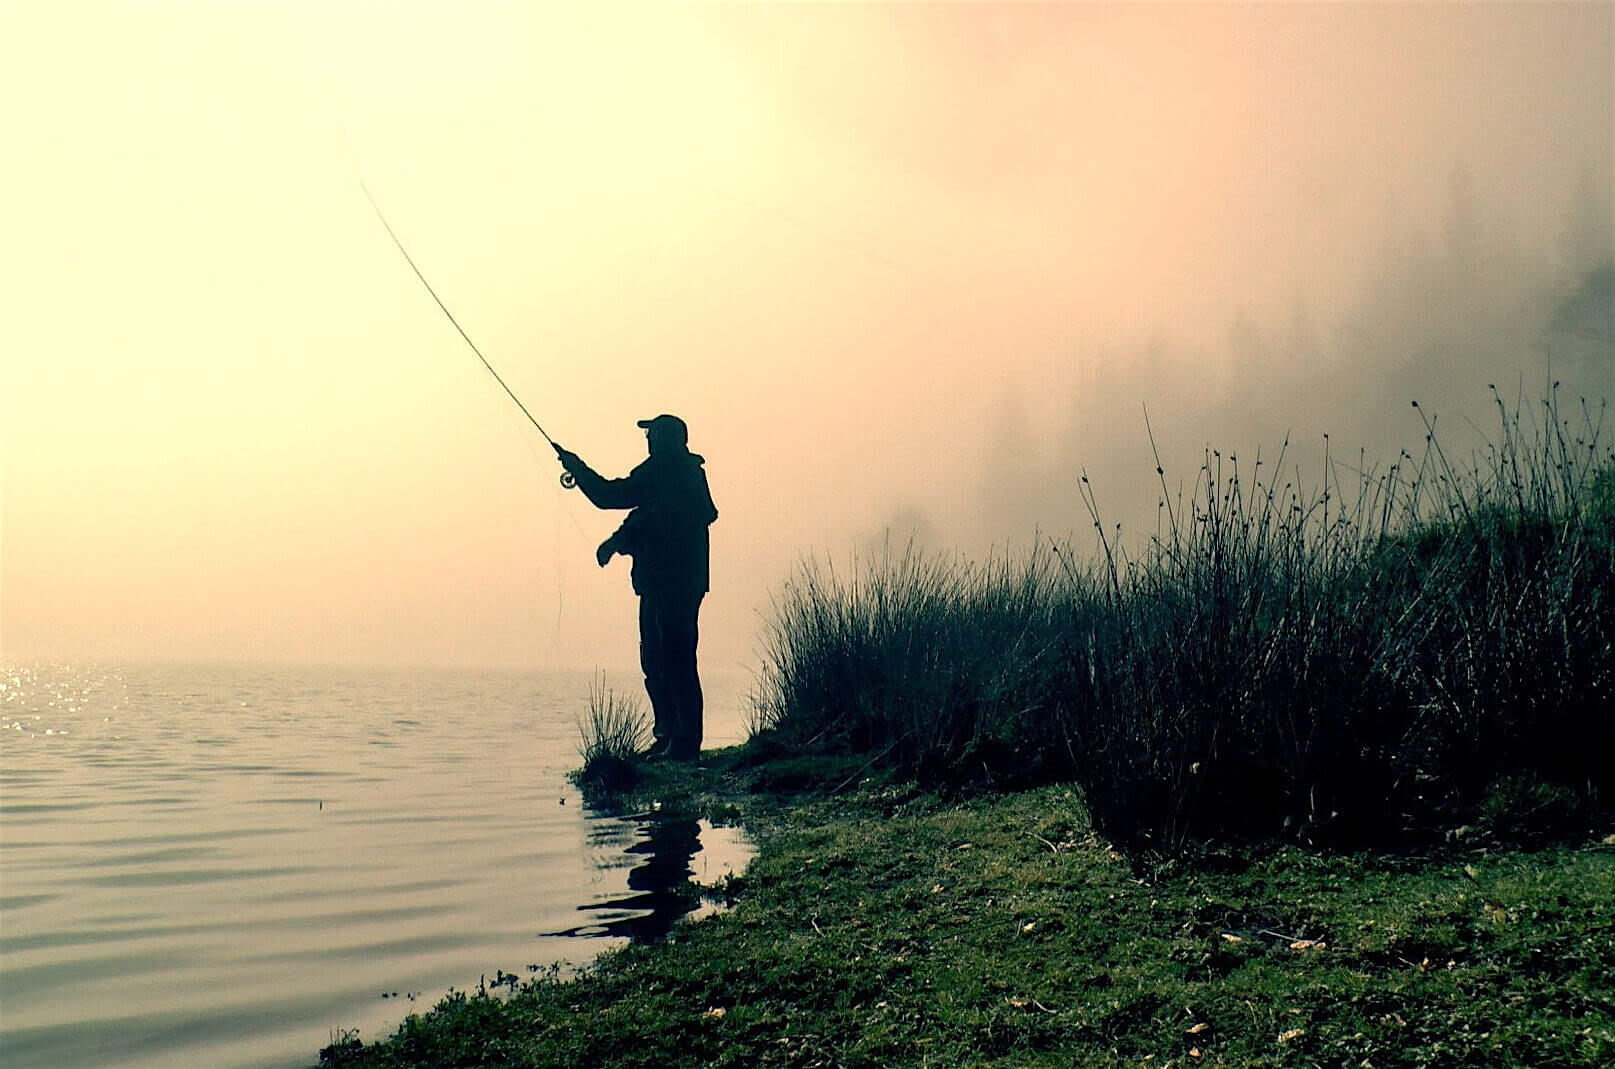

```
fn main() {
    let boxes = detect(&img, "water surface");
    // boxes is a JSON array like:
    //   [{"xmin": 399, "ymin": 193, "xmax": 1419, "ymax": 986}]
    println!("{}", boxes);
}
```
[{"xmin": 0, "ymin": 663, "xmax": 752, "ymax": 1068}]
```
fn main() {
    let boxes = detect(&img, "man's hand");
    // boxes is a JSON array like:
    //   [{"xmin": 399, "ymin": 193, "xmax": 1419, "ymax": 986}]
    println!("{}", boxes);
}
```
[
  {"xmin": 595, "ymin": 536, "xmax": 618, "ymax": 568},
  {"xmin": 552, "ymin": 443, "xmax": 583, "ymax": 473}
]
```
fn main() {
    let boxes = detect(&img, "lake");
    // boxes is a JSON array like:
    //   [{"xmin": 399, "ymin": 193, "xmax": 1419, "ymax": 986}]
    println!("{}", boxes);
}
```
[{"xmin": 0, "ymin": 663, "xmax": 754, "ymax": 1068}]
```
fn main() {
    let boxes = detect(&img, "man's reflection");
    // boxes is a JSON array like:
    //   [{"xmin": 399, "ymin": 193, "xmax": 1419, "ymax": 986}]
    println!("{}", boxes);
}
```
[{"xmin": 551, "ymin": 814, "xmax": 704, "ymax": 944}]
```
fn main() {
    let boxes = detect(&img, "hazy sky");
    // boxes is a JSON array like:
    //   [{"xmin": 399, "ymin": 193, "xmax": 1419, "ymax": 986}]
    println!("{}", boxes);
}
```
[{"xmin": 2, "ymin": 2, "xmax": 1611, "ymax": 674}]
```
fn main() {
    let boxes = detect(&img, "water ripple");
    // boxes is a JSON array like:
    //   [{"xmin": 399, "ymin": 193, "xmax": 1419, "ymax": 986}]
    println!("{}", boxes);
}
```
[{"xmin": 0, "ymin": 662, "xmax": 755, "ymax": 1068}]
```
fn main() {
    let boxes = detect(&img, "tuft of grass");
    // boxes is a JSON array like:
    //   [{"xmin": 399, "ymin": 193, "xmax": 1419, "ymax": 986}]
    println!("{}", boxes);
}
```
[
  {"xmin": 753, "ymin": 538, "xmax": 1078, "ymax": 793},
  {"xmin": 753, "ymin": 389, "xmax": 1615, "ymax": 851},
  {"xmin": 572, "ymin": 673, "xmax": 651, "ymax": 801}
]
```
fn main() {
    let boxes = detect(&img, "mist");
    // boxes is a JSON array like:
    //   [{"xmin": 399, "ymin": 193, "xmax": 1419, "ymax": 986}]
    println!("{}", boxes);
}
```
[
  {"xmin": 962, "ymin": 160, "xmax": 1614, "ymax": 559},
  {"xmin": 1, "ymin": 2, "xmax": 1610, "ymax": 674}
]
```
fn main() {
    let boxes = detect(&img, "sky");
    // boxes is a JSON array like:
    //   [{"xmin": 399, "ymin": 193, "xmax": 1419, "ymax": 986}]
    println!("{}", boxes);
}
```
[{"xmin": 2, "ymin": 1, "xmax": 1611, "ymax": 675}]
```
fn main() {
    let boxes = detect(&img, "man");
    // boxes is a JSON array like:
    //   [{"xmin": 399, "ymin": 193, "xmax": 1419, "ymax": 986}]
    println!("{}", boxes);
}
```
[{"xmin": 554, "ymin": 415, "xmax": 718, "ymax": 761}]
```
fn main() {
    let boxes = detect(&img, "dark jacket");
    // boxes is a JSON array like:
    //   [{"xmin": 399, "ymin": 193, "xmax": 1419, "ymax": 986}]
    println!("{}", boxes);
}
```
[{"xmin": 569, "ymin": 449, "xmax": 718, "ymax": 597}]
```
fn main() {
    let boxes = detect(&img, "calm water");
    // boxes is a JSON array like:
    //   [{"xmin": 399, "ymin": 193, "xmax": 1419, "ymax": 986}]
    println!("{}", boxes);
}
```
[{"xmin": 0, "ymin": 663, "xmax": 754, "ymax": 1068}]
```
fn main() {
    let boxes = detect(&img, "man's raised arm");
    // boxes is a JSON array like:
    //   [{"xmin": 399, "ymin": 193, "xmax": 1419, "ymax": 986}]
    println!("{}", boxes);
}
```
[{"xmin": 553, "ymin": 445, "xmax": 638, "ymax": 509}]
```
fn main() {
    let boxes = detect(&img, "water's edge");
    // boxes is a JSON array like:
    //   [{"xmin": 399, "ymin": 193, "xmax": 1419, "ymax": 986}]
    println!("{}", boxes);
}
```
[{"xmin": 0, "ymin": 663, "xmax": 754, "ymax": 1068}]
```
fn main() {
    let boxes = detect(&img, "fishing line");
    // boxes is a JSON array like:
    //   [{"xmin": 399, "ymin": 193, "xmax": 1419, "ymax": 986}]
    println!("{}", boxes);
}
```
[{"xmin": 503, "ymin": 405, "xmax": 585, "ymax": 664}]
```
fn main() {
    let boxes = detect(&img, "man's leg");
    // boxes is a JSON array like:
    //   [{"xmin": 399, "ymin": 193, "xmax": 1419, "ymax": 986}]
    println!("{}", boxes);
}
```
[
  {"xmin": 666, "ymin": 593, "xmax": 704, "ymax": 759},
  {"xmin": 639, "ymin": 596, "xmax": 675, "ymax": 751}
]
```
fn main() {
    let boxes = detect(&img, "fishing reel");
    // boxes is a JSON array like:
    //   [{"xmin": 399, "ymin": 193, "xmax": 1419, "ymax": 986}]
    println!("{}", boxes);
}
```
[{"xmin": 559, "ymin": 471, "xmax": 577, "ymax": 490}]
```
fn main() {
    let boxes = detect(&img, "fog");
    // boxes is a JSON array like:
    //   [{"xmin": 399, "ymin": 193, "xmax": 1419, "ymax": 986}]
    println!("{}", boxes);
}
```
[{"xmin": 2, "ymin": 3, "xmax": 1610, "ymax": 675}]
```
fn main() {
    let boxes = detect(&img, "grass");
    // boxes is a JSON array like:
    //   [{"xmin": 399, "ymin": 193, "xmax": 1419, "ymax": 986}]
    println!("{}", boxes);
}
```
[
  {"xmin": 571, "ymin": 672, "xmax": 653, "ymax": 802},
  {"xmin": 753, "ymin": 389, "xmax": 1615, "ymax": 850},
  {"xmin": 317, "ymin": 762, "xmax": 1615, "ymax": 1068}
]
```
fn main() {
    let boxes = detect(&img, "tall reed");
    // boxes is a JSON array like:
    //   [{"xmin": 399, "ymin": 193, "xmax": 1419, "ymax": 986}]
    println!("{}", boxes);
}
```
[
  {"xmin": 754, "ymin": 540, "xmax": 1080, "ymax": 786},
  {"xmin": 752, "ymin": 390, "xmax": 1614, "ymax": 849}
]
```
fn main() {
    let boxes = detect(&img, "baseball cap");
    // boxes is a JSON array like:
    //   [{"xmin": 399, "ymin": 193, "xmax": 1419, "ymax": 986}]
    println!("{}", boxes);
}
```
[{"xmin": 636, "ymin": 414, "xmax": 688, "ymax": 443}]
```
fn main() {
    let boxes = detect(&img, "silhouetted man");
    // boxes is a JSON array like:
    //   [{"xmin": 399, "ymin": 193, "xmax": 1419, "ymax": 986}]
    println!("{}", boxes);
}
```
[{"xmin": 554, "ymin": 415, "xmax": 718, "ymax": 761}]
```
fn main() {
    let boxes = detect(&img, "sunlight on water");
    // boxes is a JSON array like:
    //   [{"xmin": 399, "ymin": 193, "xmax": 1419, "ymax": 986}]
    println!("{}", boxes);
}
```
[{"xmin": 0, "ymin": 664, "xmax": 755, "ymax": 1068}]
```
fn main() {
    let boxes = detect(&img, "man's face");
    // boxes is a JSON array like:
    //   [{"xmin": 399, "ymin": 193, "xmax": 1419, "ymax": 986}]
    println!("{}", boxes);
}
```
[{"xmin": 645, "ymin": 422, "xmax": 683, "ymax": 456}]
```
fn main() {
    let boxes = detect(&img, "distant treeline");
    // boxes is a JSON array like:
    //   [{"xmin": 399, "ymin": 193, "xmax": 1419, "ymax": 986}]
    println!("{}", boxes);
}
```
[{"xmin": 753, "ymin": 388, "xmax": 1615, "ymax": 851}]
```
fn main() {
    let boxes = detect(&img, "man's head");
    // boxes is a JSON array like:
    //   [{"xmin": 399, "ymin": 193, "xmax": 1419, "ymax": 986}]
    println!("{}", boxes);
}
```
[{"xmin": 637, "ymin": 413, "xmax": 689, "ymax": 455}]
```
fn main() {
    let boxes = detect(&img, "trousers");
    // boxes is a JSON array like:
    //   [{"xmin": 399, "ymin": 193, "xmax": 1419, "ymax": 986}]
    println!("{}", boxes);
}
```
[{"xmin": 639, "ymin": 591, "xmax": 705, "ymax": 757}]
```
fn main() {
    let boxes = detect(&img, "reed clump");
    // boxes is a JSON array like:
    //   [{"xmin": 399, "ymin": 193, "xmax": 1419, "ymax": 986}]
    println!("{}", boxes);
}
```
[
  {"xmin": 753, "ymin": 389, "xmax": 1615, "ymax": 850},
  {"xmin": 573, "ymin": 673, "xmax": 652, "ymax": 798}
]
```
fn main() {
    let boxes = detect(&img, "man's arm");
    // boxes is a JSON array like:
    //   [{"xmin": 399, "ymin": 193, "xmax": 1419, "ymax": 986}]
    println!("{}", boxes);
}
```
[
  {"xmin": 596, "ymin": 511, "xmax": 641, "ymax": 566},
  {"xmin": 697, "ymin": 468, "xmax": 718, "ymax": 526},
  {"xmin": 554, "ymin": 446, "xmax": 638, "ymax": 509}
]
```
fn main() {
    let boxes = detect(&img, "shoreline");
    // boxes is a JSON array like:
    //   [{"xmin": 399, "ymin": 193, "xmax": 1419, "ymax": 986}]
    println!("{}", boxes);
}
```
[{"xmin": 318, "ymin": 748, "xmax": 1615, "ymax": 1068}]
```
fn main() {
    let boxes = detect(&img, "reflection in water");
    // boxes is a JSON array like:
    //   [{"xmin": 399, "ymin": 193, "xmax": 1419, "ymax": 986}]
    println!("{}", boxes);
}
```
[{"xmin": 553, "ymin": 812, "xmax": 746, "ymax": 944}]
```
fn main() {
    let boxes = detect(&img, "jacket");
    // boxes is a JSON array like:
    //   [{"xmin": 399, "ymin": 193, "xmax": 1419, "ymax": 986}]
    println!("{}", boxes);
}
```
[{"xmin": 569, "ymin": 449, "xmax": 718, "ymax": 597}]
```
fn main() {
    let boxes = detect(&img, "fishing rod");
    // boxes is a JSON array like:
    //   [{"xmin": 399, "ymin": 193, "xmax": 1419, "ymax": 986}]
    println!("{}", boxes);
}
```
[{"xmin": 358, "ymin": 178, "xmax": 576, "ymax": 488}]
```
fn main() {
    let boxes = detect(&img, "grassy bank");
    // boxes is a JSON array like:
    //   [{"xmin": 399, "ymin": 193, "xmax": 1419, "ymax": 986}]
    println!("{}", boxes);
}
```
[{"xmin": 319, "ymin": 757, "xmax": 1615, "ymax": 1067}]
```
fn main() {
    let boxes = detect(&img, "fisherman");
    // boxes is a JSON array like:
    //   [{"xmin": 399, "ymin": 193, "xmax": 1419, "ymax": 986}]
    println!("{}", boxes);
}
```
[{"xmin": 554, "ymin": 416, "xmax": 718, "ymax": 761}]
